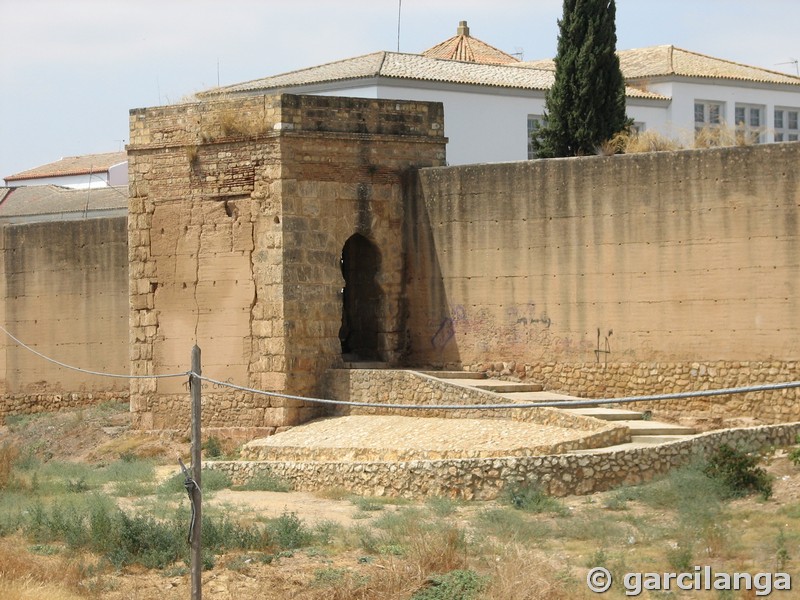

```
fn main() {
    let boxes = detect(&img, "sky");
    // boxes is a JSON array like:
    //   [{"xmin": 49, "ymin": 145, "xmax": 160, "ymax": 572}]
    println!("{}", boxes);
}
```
[{"xmin": 1, "ymin": 0, "xmax": 799, "ymax": 180}]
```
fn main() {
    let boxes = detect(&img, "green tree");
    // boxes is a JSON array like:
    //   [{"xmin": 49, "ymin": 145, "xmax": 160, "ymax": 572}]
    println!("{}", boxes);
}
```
[{"xmin": 532, "ymin": 0, "xmax": 630, "ymax": 158}]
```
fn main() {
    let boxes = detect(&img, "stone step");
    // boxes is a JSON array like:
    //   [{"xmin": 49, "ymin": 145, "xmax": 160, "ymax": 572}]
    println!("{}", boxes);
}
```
[
  {"xmin": 562, "ymin": 407, "xmax": 645, "ymax": 421},
  {"xmin": 616, "ymin": 420, "xmax": 696, "ymax": 436},
  {"xmin": 343, "ymin": 361, "xmax": 389, "ymax": 369},
  {"xmin": 419, "ymin": 370, "xmax": 487, "ymax": 380},
  {"xmin": 470, "ymin": 382, "xmax": 544, "ymax": 393},
  {"xmin": 568, "ymin": 442, "xmax": 659, "ymax": 454},
  {"xmin": 499, "ymin": 391, "xmax": 583, "ymax": 403},
  {"xmin": 630, "ymin": 434, "xmax": 694, "ymax": 445}
]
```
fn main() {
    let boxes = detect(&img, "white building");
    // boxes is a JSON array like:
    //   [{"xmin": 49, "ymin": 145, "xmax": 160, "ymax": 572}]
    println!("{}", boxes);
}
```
[
  {"xmin": 201, "ymin": 21, "xmax": 800, "ymax": 165},
  {"xmin": 3, "ymin": 151, "xmax": 128, "ymax": 189}
]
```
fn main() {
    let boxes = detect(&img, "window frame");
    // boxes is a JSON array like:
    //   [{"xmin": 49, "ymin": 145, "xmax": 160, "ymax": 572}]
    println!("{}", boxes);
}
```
[
  {"xmin": 527, "ymin": 114, "xmax": 546, "ymax": 159},
  {"xmin": 774, "ymin": 106, "xmax": 800, "ymax": 142},
  {"xmin": 734, "ymin": 103, "xmax": 765, "ymax": 144}
]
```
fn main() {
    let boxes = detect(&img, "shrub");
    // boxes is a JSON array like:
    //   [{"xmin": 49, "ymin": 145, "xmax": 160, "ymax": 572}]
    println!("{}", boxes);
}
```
[
  {"xmin": 267, "ymin": 510, "xmax": 313, "ymax": 550},
  {"xmin": 200, "ymin": 469, "xmax": 232, "ymax": 492},
  {"xmin": 502, "ymin": 481, "xmax": 569, "ymax": 516},
  {"xmin": 411, "ymin": 569, "xmax": 488, "ymax": 600},
  {"xmin": 704, "ymin": 444, "xmax": 773, "ymax": 500},
  {"xmin": 788, "ymin": 446, "xmax": 800, "ymax": 468},
  {"xmin": 203, "ymin": 437, "xmax": 223, "ymax": 458},
  {"xmin": 476, "ymin": 508, "xmax": 552, "ymax": 545}
]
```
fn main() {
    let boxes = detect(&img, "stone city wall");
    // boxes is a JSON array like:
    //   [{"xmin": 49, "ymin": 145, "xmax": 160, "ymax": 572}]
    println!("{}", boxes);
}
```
[
  {"xmin": 128, "ymin": 93, "xmax": 445, "ymax": 430},
  {"xmin": 408, "ymin": 144, "xmax": 800, "ymax": 367},
  {"xmin": 208, "ymin": 422, "xmax": 800, "ymax": 500},
  {"xmin": 0, "ymin": 218, "xmax": 129, "ymax": 422}
]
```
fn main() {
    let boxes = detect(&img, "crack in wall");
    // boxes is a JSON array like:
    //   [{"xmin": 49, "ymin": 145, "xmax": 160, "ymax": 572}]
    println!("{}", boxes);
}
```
[
  {"xmin": 247, "ymin": 200, "xmax": 259, "ymax": 388},
  {"xmin": 193, "ymin": 203, "xmax": 202, "ymax": 344}
]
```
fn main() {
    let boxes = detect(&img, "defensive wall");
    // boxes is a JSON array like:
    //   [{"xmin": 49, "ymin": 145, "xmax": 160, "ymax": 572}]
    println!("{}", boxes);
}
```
[
  {"xmin": 0, "ymin": 94, "xmax": 799, "ymax": 430},
  {"xmin": 0, "ymin": 217, "xmax": 129, "ymax": 420},
  {"xmin": 406, "ymin": 143, "xmax": 800, "ymax": 423},
  {"xmin": 126, "ymin": 93, "xmax": 446, "ymax": 431}
]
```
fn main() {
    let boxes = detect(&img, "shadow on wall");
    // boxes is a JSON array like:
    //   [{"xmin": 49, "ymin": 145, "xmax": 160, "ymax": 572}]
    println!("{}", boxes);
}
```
[{"xmin": 403, "ymin": 170, "xmax": 462, "ymax": 368}]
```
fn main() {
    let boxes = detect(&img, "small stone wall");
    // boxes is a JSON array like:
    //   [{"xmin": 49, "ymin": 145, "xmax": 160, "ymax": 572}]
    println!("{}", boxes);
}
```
[
  {"xmin": 0, "ymin": 392, "xmax": 127, "ymax": 424},
  {"xmin": 323, "ymin": 368, "xmax": 619, "ymax": 432},
  {"xmin": 466, "ymin": 360, "xmax": 800, "ymax": 425},
  {"xmin": 207, "ymin": 422, "xmax": 800, "ymax": 500}
]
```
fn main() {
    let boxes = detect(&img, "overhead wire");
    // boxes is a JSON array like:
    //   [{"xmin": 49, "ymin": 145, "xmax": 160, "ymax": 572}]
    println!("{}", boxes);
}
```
[
  {"xmin": 0, "ymin": 325, "xmax": 188, "ymax": 379},
  {"xmin": 196, "ymin": 373, "xmax": 800, "ymax": 411},
  {"xmin": 2, "ymin": 321, "xmax": 798, "ymax": 408}
]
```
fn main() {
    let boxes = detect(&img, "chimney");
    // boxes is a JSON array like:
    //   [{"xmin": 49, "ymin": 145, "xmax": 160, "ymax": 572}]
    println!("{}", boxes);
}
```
[{"xmin": 457, "ymin": 21, "xmax": 470, "ymax": 36}]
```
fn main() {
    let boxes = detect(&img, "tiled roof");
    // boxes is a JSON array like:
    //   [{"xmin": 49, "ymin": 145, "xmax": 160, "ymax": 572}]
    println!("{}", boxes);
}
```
[
  {"xmin": 422, "ymin": 21, "xmax": 520, "ymax": 65},
  {"xmin": 524, "ymin": 46, "xmax": 800, "ymax": 86},
  {"xmin": 618, "ymin": 45, "xmax": 800, "ymax": 85},
  {"xmin": 202, "ymin": 51, "xmax": 663, "ymax": 99},
  {"xmin": 5, "ymin": 151, "xmax": 127, "ymax": 182},
  {"xmin": 0, "ymin": 185, "xmax": 127, "ymax": 222},
  {"xmin": 204, "ymin": 51, "xmax": 555, "ymax": 94}
]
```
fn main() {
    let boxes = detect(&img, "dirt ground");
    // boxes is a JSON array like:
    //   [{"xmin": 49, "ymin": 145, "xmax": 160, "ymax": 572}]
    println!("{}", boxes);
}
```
[{"xmin": 1, "ymin": 402, "xmax": 799, "ymax": 600}]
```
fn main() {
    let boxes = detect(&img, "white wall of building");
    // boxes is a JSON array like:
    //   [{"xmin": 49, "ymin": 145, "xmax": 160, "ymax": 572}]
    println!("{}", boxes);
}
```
[
  {"xmin": 257, "ymin": 76, "xmax": 800, "ymax": 163},
  {"xmin": 6, "ymin": 163, "xmax": 129, "ymax": 189},
  {"xmin": 6, "ymin": 173, "xmax": 109, "ymax": 189},
  {"xmin": 635, "ymin": 79, "xmax": 800, "ymax": 144},
  {"xmin": 306, "ymin": 80, "xmax": 548, "ymax": 164},
  {"xmin": 107, "ymin": 162, "xmax": 129, "ymax": 186}
]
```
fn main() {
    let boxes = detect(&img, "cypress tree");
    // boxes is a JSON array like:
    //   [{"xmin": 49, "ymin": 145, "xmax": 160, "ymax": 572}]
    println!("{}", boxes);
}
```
[{"xmin": 532, "ymin": 0, "xmax": 630, "ymax": 158}]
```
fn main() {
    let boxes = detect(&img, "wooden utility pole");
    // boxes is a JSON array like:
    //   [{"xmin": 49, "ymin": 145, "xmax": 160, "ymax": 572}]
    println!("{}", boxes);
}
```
[{"xmin": 190, "ymin": 345, "xmax": 202, "ymax": 600}]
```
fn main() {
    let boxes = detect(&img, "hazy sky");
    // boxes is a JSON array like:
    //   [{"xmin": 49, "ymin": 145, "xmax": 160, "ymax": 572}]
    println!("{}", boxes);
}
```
[{"xmin": 1, "ymin": 0, "xmax": 798, "ymax": 180}]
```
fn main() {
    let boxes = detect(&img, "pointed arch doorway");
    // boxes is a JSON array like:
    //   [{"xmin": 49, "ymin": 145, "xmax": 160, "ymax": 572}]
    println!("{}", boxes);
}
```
[{"xmin": 339, "ymin": 234, "xmax": 382, "ymax": 361}]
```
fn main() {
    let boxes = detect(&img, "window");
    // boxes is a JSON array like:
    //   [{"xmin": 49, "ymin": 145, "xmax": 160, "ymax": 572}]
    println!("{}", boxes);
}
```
[
  {"xmin": 774, "ymin": 107, "xmax": 800, "ymax": 142},
  {"xmin": 734, "ymin": 103, "xmax": 765, "ymax": 143},
  {"xmin": 694, "ymin": 100, "xmax": 724, "ymax": 142},
  {"xmin": 695, "ymin": 101, "xmax": 722, "ymax": 127},
  {"xmin": 527, "ymin": 114, "xmax": 545, "ymax": 159}
]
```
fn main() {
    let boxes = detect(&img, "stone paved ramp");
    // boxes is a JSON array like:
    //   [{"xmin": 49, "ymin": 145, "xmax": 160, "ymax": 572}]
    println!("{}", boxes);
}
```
[{"xmin": 243, "ymin": 414, "xmax": 609, "ymax": 461}]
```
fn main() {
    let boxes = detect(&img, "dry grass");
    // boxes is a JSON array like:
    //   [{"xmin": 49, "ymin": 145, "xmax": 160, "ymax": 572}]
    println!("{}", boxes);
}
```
[
  {"xmin": 693, "ymin": 122, "xmax": 759, "ymax": 148},
  {"xmin": 300, "ymin": 523, "xmax": 468, "ymax": 600},
  {"xmin": 596, "ymin": 129, "xmax": 683, "ymax": 155},
  {"xmin": 0, "ymin": 444, "xmax": 19, "ymax": 490},
  {"xmin": 597, "ymin": 122, "xmax": 761, "ymax": 157},
  {"xmin": 0, "ymin": 537, "xmax": 94, "ymax": 599},
  {"xmin": 483, "ymin": 544, "xmax": 585, "ymax": 600}
]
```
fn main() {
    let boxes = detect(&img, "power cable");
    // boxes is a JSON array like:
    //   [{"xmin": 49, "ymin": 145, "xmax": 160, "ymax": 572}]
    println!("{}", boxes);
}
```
[
  {"xmin": 0, "ymin": 325, "xmax": 188, "ymax": 379},
  {"xmin": 196, "ymin": 373, "xmax": 800, "ymax": 411}
]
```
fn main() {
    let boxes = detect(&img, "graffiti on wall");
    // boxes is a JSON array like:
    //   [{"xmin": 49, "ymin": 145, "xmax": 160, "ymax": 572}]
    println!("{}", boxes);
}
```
[{"xmin": 429, "ymin": 303, "xmax": 554, "ymax": 351}]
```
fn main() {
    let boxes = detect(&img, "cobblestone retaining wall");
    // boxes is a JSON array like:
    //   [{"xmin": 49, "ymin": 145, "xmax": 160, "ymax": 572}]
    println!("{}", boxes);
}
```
[
  {"xmin": 466, "ymin": 360, "xmax": 800, "ymax": 425},
  {"xmin": 0, "ymin": 392, "xmax": 126, "ymax": 424},
  {"xmin": 207, "ymin": 422, "xmax": 800, "ymax": 499},
  {"xmin": 323, "ymin": 368, "xmax": 625, "ymax": 432}
]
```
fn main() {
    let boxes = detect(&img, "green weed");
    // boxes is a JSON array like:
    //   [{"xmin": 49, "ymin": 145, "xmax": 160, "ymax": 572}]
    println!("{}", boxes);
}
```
[
  {"xmin": 704, "ymin": 444, "xmax": 773, "ymax": 500},
  {"xmin": 502, "ymin": 481, "xmax": 570, "ymax": 516},
  {"xmin": 411, "ymin": 569, "xmax": 488, "ymax": 600},
  {"xmin": 232, "ymin": 471, "xmax": 291, "ymax": 492},
  {"xmin": 266, "ymin": 510, "xmax": 313, "ymax": 550}
]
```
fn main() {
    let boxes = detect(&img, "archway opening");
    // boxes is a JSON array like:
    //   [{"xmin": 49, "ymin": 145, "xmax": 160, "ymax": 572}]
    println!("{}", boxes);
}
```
[{"xmin": 339, "ymin": 234, "xmax": 382, "ymax": 361}]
